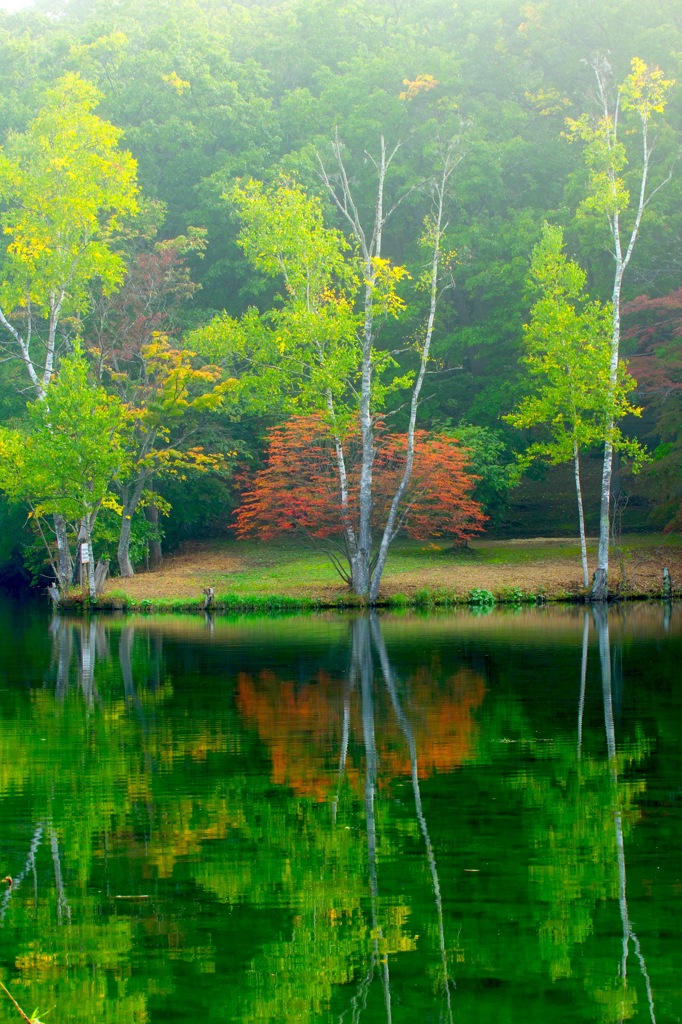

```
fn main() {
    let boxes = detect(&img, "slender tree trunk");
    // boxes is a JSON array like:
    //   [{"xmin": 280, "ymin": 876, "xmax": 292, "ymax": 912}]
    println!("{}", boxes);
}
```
[
  {"xmin": 85, "ymin": 536, "xmax": 96, "ymax": 602},
  {"xmin": 117, "ymin": 474, "xmax": 148, "ymax": 577},
  {"xmin": 145, "ymin": 504, "xmax": 163, "ymax": 569},
  {"xmin": 321, "ymin": 135, "xmax": 460, "ymax": 602},
  {"xmin": 370, "ymin": 153, "xmax": 455, "ymax": 602},
  {"xmin": 586, "ymin": 57, "xmax": 667, "ymax": 600},
  {"xmin": 593, "ymin": 264, "xmax": 624, "ymax": 602},
  {"xmin": 118, "ymin": 512, "xmax": 135, "ymax": 578},
  {"xmin": 573, "ymin": 441, "xmax": 590, "ymax": 589}
]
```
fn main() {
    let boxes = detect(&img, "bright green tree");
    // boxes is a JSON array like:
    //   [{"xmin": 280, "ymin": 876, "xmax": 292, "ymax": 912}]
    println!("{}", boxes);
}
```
[
  {"xmin": 0, "ymin": 72, "xmax": 138, "ymax": 399},
  {"xmin": 0, "ymin": 71, "xmax": 138, "ymax": 589},
  {"xmin": 506, "ymin": 224, "xmax": 645, "ymax": 587},
  {"xmin": 0, "ymin": 352, "xmax": 130, "ymax": 600}
]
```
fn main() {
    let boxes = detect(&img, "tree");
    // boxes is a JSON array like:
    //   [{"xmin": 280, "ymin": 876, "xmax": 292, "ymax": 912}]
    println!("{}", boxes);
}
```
[
  {"xmin": 194, "ymin": 131, "xmax": 463, "ymax": 602},
  {"xmin": 101, "ymin": 335, "xmax": 233, "ymax": 577},
  {"xmin": 0, "ymin": 72, "xmax": 138, "ymax": 399},
  {"xmin": 87, "ymin": 228, "xmax": 234, "ymax": 577},
  {"xmin": 0, "ymin": 351, "xmax": 129, "ymax": 600},
  {"xmin": 565, "ymin": 57, "xmax": 674, "ymax": 600},
  {"xmin": 235, "ymin": 414, "xmax": 485, "ymax": 581},
  {"xmin": 0, "ymin": 72, "xmax": 139, "ymax": 589},
  {"xmin": 506, "ymin": 224, "xmax": 645, "ymax": 588}
]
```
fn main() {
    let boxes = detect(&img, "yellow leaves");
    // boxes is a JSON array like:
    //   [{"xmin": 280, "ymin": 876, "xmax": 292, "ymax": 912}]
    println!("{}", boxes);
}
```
[
  {"xmin": 163, "ymin": 71, "xmax": 191, "ymax": 95},
  {"xmin": 101, "ymin": 494, "xmax": 124, "ymax": 515},
  {"xmin": 368, "ymin": 257, "xmax": 411, "ymax": 316},
  {"xmin": 525, "ymin": 88, "xmax": 572, "ymax": 117},
  {"xmin": 399, "ymin": 74, "xmax": 438, "ymax": 101},
  {"xmin": 370, "ymin": 904, "xmax": 418, "ymax": 956},
  {"xmin": 621, "ymin": 57, "xmax": 674, "ymax": 118},
  {"xmin": 0, "ymin": 72, "xmax": 139, "ymax": 319}
]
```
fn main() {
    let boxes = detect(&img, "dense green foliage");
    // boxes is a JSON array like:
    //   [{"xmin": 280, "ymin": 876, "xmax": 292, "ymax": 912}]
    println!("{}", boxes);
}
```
[{"xmin": 0, "ymin": 0, "xmax": 680, "ymax": 584}]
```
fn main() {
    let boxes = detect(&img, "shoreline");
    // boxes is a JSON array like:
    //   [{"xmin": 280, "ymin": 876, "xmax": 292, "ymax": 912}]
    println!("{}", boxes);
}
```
[
  {"xmin": 41, "ymin": 536, "xmax": 675, "ymax": 614},
  {"xmin": 47, "ymin": 535, "xmax": 681, "ymax": 614},
  {"xmin": 56, "ymin": 589, "xmax": 674, "ymax": 616}
]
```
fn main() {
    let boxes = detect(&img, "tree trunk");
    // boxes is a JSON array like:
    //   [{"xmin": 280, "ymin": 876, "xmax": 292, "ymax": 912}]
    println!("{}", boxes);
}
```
[
  {"xmin": 54, "ymin": 514, "xmax": 72, "ymax": 592},
  {"xmin": 117, "ymin": 511, "xmax": 135, "ymax": 578},
  {"xmin": 94, "ymin": 558, "xmax": 110, "ymax": 595},
  {"xmin": 592, "ymin": 438, "xmax": 614, "ymax": 602},
  {"xmin": 145, "ymin": 504, "xmax": 163, "ymax": 569},
  {"xmin": 587, "ymin": 57, "xmax": 666, "ymax": 600},
  {"xmin": 573, "ymin": 441, "xmax": 590, "ymax": 589},
  {"xmin": 117, "ymin": 474, "xmax": 148, "ymax": 577}
]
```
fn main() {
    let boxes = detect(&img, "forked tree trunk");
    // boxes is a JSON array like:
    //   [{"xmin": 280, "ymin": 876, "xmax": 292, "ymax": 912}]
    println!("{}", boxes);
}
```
[{"xmin": 320, "ymin": 136, "xmax": 461, "ymax": 603}]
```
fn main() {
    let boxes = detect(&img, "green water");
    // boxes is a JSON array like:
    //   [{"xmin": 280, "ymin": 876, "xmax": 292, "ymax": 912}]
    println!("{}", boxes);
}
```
[{"xmin": 0, "ymin": 598, "xmax": 680, "ymax": 1023}]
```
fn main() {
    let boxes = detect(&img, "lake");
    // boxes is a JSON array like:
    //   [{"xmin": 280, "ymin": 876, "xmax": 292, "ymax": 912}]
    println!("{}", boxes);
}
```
[{"xmin": 0, "ymin": 597, "xmax": 680, "ymax": 1023}]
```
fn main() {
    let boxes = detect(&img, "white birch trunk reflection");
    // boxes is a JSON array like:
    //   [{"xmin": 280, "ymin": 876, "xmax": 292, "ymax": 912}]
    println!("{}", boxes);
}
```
[
  {"xmin": 355, "ymin": 617, "xmax": 393, "ymax": 1024},
  {"xmin": 0, "ymin": 822, "xmax": 44, "ymax": 925},
  {"xmin": 577, "ymin": 611, "xmax": 589, "ymax": 760},
  {"xmin": 593, "ymin": 604, "xmax": 657, "ymax": 1023},
  {"xmin": 50, "ymin": 826, "xmax": 71, "ymax": 925},
  {"xmin": 370, "ymin": 613, "xmax": 454, "ymax": 1024}
]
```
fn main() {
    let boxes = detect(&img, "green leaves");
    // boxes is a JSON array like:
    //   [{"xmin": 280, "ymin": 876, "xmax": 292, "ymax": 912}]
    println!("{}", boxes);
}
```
[
  {"xmin": 507, "ymin": 223, "xmax": 645, "ymax": 466},
  {"xmin": 0, "ymin": 350, "xmax": 129, "ymax": 523},
  {"xmin": 0, "ymin": 73, "xmax": 138, "ymax": 318}
]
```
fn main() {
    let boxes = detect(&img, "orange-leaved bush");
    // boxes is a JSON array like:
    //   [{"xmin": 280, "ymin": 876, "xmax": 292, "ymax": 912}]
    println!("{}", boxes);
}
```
[{"xmin": 235, "ymin": 414, "xmax": 486, "ymax": 549}]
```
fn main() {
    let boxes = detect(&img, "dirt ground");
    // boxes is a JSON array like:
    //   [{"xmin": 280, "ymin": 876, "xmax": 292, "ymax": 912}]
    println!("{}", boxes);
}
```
[{"xmin": 105, "ymin": 537, "xmax": 682, "ymax": 603}]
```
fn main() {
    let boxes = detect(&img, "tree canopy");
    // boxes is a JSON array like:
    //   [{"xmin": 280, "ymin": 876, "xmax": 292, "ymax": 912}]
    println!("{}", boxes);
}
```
[{"xmin": 0, "ymin": 0, "xmax": 679, "ymax": 590}]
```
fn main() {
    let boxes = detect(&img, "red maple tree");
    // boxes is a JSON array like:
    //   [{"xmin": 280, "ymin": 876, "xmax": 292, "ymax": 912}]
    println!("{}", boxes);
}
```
[{"xmin": 235, "ymin": 415, "xmax": 486, "ymax": 572}]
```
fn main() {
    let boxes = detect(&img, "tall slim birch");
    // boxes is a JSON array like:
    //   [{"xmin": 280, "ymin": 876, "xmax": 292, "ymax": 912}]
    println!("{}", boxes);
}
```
[{"xmin": 565, "ymin": 57, "xmax": 674, "ymax": 600}]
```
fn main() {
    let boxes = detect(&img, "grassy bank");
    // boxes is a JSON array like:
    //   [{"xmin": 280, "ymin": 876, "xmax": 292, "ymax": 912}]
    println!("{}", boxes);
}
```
[{"xmin": 56, "ymin": 534, "xmax": 682, "ymax": 614}]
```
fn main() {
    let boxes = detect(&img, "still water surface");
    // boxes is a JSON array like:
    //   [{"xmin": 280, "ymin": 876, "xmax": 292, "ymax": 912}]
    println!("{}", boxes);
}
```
[{"xmin": 0, "ymin": 598, "xmax": 680, "ymax": 1023}]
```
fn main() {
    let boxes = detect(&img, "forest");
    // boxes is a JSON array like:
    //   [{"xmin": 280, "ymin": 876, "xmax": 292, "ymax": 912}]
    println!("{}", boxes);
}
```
[{"xmin": 0, "ymin": 0, "xmax": 680, "ymax": 602}]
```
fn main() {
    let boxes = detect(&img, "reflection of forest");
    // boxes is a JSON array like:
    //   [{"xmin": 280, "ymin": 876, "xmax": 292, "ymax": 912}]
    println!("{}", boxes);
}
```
[{"xmin": 0, "ymin": 608, "xmax": 678, "ymax": 1023}]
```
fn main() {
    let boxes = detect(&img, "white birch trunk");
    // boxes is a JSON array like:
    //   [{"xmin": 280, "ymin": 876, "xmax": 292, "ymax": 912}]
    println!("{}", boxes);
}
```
[
  {"xmin": 321, "ymin": 137, "xmax": 460, "ymax": 602},
  {"xmin": 573, "ymin": 440, "xmax": 590, "ymax": 589},
  {"xmin": 589, "ymin": 57, "xmax": 665, "ymax": 600}
]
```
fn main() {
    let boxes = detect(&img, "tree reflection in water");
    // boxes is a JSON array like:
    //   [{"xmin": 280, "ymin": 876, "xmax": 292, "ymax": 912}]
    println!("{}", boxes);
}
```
[
  {"xmin": 237, "ymin": 613, "xmax": 479, "ymax": 1024},
  {"xmin": 593, "ymin": 605, "xmax": 657, "ymax": 1024},
  {"xmin": 1, "ymin": 606, "xmax": 677, "ymax": 1023}
]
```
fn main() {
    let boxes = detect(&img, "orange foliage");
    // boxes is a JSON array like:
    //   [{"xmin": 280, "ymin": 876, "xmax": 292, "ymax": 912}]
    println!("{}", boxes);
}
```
[
  {"xmin": 235, "ymin": 414, "xmax": 487, "ymax": 542},
  {"xmin": 237, "ymin": 671, "xmax": 353, "ymax": 800},
  {"xmin": 236, "ymin": 664, "xmax": 486, "ymax": 801}
]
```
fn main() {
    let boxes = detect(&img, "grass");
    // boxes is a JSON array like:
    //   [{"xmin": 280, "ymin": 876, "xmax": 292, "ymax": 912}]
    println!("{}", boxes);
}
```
[{"xmin": 54, "ymin": 533, "xmax": 682, "ymax": 615}]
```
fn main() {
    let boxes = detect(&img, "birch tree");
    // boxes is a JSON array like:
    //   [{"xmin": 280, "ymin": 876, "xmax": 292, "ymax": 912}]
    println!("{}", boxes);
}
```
[
  {"xmin": 0, "ymin": 73, "xmax": 138, "ymax": 590},
  {"xmin": 0, "ymin": 352, "xmax": 130, "ymax": 601},
  {"xmin": 507, "ymin": 223, "xmax": 645, "ymax": 588},
  {"xmin": 194, "ymin": 137, "xmax": 462, "ymax": 602},
  {"xmin": 565, "ymin": 57, "xmax": 674, "ymax": 600}
]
